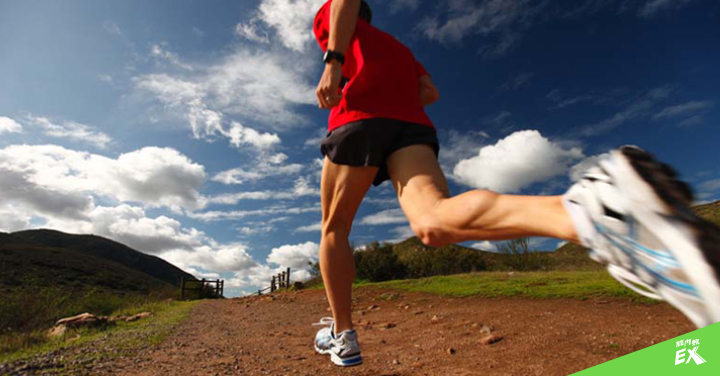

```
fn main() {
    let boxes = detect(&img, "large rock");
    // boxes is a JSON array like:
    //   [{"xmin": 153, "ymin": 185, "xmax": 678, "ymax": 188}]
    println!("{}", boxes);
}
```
[
  {"xmin": 125, "ymin": 312, "xmax": 152, "ymax": 322},
  {"xmin": 48, "ymin": 312, "xmax": 111, "ymax": 337}
]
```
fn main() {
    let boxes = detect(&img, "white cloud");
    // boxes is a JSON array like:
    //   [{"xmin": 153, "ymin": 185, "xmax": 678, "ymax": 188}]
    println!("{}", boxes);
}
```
[
  {"xmin": 454, "ymin": 130, "xmax": 584, "ymax": 192},
  {"xmin": 267, "ymin": 241, "xmax": 319, "ymax": 269},
  {"xmin": 500, "ymin": 72, "xmax": 533, "ymax": 91},
  {"xmin": 359, "ymin": 208, "xmax": 408, "ymax": 226},
  {"xmin": 294, "ymin": 221, "xmax": 322, "ymax": 233},
  {"xmin": 205, "ymin": 177, "xmax": 319, "ymax": 206},
  {"xmin": 211, "ymin": 161, "xmax": 304, "ymax": 185},
  {"xmin": 653, "ymin": 100, "xmax": 714, "ymax": 120},
  {"xmin": 470, "ymin": 240, "xmax": 494, "ymax": 251},
  {"xmin": 0, "ymin": 204, "xmax": 32, "ymax": 232},
  {"xmin": 255, "ymin": 0, "xmax": 326, "ymax": 51},
  {"xmin": 189, "ymin": 204, "xmax": 321, "ymax": 222},
  {"xmin": 639, "ymin": 0, "xmax": 693, "ymax": 18},
  {"xmin": 26, "ymin": 115, "xmax": 112, "ymax": 149},
  {"xmin": 439, "ymin": 128, "xmax": 490, "ymax": 181},
  {"xmin": 384, "ymin": 225, "xmax": 416, "ymax": 243},
  {"xmin": 418, "ymin": 0, "xmax": 545, "ymax": 56},
  {"xmin": 580, "ymin": 86, "xmax": 672, "ymax": 136},
  {"xmin": 150, "ymin": 43, "xmax": 194, "ymax": 71},
  {"xmin": 0, "ymin": 144, "xmax": 206, "ymax": 212},
  {"xmin": 0, "ymin": 116, "xmax": 22, "ymax": 134},
  {"xmin": 390, "ymin": 0, "xmax": 422, "ymax": 13},
  {"xmin": 225, "ymin": 121, "xmax": 281, "ymax": 150},
  {"xmin": 236, "ymin": 22, "xmax": 270, "ymax": 44}
]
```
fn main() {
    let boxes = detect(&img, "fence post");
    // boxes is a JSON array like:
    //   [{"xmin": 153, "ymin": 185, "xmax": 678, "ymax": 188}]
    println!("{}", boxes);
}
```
[
  {"xmin": 181, "ymin": 277, "xmax": 186, "ymax": 300},
  {"xmin": 220, "ymin": 280, "xmax": 224, "ymax": 297},
  {"xmin": 271, "ymin": 276, "xmax": 276, "ymax": 292},
  {"xmin": 286, "ymin": 267, "xmax": 291, "ymax": 287}
]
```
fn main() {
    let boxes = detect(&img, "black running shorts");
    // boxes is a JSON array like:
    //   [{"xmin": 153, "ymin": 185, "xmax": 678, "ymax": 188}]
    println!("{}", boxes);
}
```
[{"xmin": 320, "ymin": 118, "xmax": 440, "ymax": 186}]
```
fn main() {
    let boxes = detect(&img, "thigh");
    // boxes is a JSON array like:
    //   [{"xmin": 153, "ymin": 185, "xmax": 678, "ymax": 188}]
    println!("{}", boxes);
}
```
[
  {"xmin": 321, "ymin": 156, "xmax": 379, "ymax": 233},
  {"xmin": 386, "ymin": 144, "xmax": 451, "ymax": 222}
]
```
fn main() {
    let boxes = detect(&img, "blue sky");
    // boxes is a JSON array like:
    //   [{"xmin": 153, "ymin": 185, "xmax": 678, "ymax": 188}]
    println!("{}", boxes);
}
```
[{"xmin": 1, "ymin": 0, "xmax": 718, "ymax": 296}]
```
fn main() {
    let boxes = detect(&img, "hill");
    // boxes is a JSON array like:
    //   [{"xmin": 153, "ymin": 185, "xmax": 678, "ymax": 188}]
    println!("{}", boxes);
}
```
[
  {"xmin": 9, "ymin": 229, "xmax": 194, "ymax": 287},
  {"xmin": 0, "ymin": 230, "xmax": 196, "ymax": 339}
]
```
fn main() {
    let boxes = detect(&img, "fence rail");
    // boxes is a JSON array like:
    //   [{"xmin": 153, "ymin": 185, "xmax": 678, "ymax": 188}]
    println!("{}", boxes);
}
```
[
  {"xmin": 181, "ymin": 277, "xmax": 224, "ymax": 300},
  {"xmin": 255, "ymin": 267, "xmax": 291, "ymax": 296}
]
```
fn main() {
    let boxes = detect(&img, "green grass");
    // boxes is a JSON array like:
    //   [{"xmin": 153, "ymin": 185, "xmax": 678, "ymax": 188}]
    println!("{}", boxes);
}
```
[
  {"xmin": 0, "ymin": 299, "xmax": 199, "ymax": 371},
  {"xmin": 353, "ymin": 270, "xmax": 655, "ymax": 302}
]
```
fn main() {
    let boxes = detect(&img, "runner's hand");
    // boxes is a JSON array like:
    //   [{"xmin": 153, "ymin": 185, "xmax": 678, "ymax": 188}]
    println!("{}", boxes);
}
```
[{"xmin": 316, "ymin": 61, "xmax": 343, "ymax": 109}]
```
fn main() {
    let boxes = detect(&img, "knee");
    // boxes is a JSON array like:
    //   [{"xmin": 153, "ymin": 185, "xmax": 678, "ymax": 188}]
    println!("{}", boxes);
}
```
[
  {"xmin": 410, "ymin": 214, "xmax": 451, "ymax": 248},
  {"xmin": 320, "ymin": 218, "xmax": 352, "ymax": 243}
]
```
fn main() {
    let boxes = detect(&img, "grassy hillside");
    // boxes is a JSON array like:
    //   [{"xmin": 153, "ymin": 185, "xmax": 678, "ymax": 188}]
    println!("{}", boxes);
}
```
[
  {"xmin": 0, "ymin": 230, "xmax": 197, "ymax": 354},
  {"xmin": 10, "ymin": 229, "xmax": 194, "ymax": 287}
]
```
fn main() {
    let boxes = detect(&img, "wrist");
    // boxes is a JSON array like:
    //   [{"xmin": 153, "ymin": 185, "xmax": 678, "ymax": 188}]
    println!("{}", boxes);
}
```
[{"xmin": 325, "ymin": 59, "xmax": 342, "ymax": 69}]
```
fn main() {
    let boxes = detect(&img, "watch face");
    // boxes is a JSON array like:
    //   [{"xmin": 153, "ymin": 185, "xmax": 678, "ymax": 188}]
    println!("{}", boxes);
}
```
[{"xmin": 323, "ymin": 51, "xmax": 330, "ymax": 62}]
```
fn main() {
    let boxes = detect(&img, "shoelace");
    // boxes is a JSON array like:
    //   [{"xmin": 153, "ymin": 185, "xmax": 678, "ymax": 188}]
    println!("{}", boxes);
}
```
[{"xmin": 312, "ymin": 317, "xmax": 334, "ymax": 327}]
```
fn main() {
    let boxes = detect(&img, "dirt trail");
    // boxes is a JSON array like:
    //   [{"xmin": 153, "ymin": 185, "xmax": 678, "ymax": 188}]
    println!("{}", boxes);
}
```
[{"xmin": 109, "ymin": 288, "xmax": 693, "ymax": 376}]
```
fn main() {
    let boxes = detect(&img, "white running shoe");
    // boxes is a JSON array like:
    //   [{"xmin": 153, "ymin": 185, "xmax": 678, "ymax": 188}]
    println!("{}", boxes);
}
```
[
  {"xmin": 563, "ymin": 146, "xmax": 720, "ymax": 328},
  {"xmin": 313, "ymin": 317, "xmax": 363, "ymax": 366}
]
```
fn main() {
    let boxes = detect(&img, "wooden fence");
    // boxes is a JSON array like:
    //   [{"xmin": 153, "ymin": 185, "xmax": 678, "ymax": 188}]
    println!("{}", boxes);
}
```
[
  {"xmin": 256, "ymin": 267, "xmax": 291, "ymax": 296},
  {"xmin": 181, "ymin": 277, "xmax": 224, "ymax": 300}
]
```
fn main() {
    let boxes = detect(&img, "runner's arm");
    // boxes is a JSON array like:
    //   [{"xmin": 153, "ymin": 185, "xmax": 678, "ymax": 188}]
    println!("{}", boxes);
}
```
[
  {"xmin": 316, "ymin": 0, "xmax": 361, "ymax": 109},
  {"xmin": 419, "ymin": 75, "xmax": 440, "ymax": 106}
]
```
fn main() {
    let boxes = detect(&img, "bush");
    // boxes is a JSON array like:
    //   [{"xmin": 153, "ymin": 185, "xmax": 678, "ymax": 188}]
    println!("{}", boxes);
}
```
[
  {"xmin": 495, "ymin": 238, "xmax": 553, "ymax": 271},
  {"xmin": 354, "ymin": 242, "xmax": 406, "ymax": 282}
]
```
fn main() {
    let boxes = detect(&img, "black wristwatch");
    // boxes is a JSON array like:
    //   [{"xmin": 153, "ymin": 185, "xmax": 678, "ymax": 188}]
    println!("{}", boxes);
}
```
[{"xmin": 323, "ymin": 50, "xmax": 345, "ymax": 65}]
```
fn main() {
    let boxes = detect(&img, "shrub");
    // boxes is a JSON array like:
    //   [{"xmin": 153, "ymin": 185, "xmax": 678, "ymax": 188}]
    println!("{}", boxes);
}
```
[{"xmin": 354, "ymin": 242, "xmax": 406, "ymax": 282}]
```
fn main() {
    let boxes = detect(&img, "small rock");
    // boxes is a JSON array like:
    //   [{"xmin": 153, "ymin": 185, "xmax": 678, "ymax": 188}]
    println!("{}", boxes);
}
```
[
  {"xmin": 411, "ymin": 362, "xmax": 423, "ymax": 368},
  {"xmin": 379, "ymin": 323, "xmax": 396, "ymax": 330},
  {"xmin": 431, "ymin": 315, "xmax": 441, "ymax": 323},
  {"xmin": 368, "ymin": 304, "xmax": 379, "ymax": 311},
  {"xmin": 480, "ymin": 325, "xmax": 494, "ymax": 334},
  {"xmin": 392, "ymin": 359, "xmax": 400, "ymax": 365},
  {"xmin": 446, "ymin": 348, "xmax": 456, "ymax": 355},
  {"xmin": 480, "ymin": 335, "xmax": 504, "ymax": 345},
  {"xmin": 413, "ymin": 310, "xmax": 424, "ymax": 315}
]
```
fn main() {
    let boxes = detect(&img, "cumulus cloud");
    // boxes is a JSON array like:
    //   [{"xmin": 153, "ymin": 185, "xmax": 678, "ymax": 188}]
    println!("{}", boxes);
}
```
[
  {"xmin": 453, "ymin": 130, "xmax": 584, "ymax": 192},
  {"xmin": 267, "ymin": 241, "xmax": 319, "ymax": 269},
  {"xmin": 26, "ymin": 115, "xmax": 112, "ymax": 149},
  {"xmin": 0, "ymin": 204, "xmax": 33, "ymax": 232},
  {"xmin": 0, "ymin": 144, "xmax": 206, "ymax": 212},
  {"xmin": 0, "ymin": 116, "xmax": 22, "ymax": 134},
  {"xmin": 469, "ymin": 240, "xmax": 494, "ymax": 251},
  {"xmin": 150, "ymin": 43, "xmax": 194, "ymax": 71}
]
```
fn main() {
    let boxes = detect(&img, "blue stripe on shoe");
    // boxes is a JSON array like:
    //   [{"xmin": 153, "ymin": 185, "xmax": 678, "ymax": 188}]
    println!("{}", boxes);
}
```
[
  {"xmin": 596, "ymin": 224, "xmax": 698, "ymax": 296},
  {"xmin": 339, "ymin": 355, "xmax": 362, "ymax": 366}
]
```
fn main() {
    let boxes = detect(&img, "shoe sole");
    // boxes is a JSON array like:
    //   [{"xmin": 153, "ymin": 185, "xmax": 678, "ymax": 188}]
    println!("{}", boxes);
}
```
[
  {"xmin": 604, "ymin": 146, "xmax": 720, "ymax": 327},
  {"xmin": 315, "ymin": 345, "xmax": 363, "ymax": 367}
]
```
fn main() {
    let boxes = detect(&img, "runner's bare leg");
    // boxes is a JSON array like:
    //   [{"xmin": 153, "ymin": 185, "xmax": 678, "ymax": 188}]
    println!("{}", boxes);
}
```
[
  {"xmin": 320, "ymin": 156, "xmax": 379, "ymax": 334},
  {"xmin": 386, "ymin": 144, "xmax": 579, "ymax": 246}
]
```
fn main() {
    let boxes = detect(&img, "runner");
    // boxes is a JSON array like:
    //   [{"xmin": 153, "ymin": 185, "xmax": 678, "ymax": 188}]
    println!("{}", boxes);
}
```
[{"xmin": 311, "ymin": 0, "xmax": 720, "ymax": 367}]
